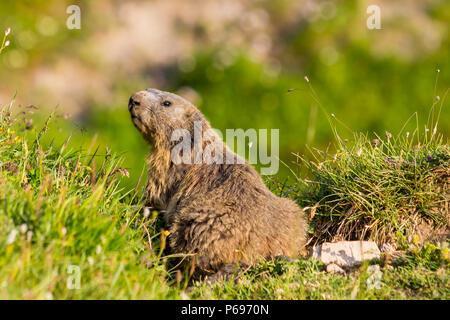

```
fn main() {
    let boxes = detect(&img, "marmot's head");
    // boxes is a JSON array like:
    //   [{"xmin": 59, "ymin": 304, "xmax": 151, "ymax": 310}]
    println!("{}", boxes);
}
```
[{"xmin": 128, "ymin": 88, "xmax": 204, "ymax": 145}]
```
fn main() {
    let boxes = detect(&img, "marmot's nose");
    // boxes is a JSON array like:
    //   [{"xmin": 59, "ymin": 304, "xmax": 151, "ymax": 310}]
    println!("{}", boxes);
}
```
[{"xmin": 128, "ymin": 92, "xmax": 145, "ymax": 111}]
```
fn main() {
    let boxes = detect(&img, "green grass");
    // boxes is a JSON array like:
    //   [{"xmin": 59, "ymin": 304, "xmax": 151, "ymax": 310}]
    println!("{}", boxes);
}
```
[
  {"xmin": 0, "ymin": 107, "xmax": 178, "ymax": 299},
  {"xmin": 294, "ymin": 128, "xmax": 449, "ymax": 246},
  {"xmin": 188, "ymin": 244, "xmax": 449, "ymax": 300}
]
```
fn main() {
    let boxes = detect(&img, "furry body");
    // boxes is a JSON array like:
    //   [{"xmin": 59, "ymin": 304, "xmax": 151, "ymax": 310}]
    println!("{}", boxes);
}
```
[{"xmin": 128, "ymin": 88, "xmax": 306, "ymax": 272}]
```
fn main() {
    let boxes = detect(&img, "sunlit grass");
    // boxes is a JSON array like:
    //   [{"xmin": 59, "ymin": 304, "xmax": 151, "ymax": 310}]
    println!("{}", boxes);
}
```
[
  {"xmin": 272, "ymin": 77, "xmax": 450, "ymax": 247},
  {"xmin": 0, "ymin": 104, "xmax": 178, "ymax": 299}
]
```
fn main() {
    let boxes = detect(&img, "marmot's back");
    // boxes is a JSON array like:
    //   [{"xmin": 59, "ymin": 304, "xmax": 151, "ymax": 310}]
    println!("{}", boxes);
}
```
[{"xmin": 168, "ymin": 162, "xmax": 306, "ymax": 270}]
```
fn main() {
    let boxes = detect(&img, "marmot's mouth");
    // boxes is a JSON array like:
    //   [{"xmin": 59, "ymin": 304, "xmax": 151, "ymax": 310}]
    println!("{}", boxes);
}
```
[{"xmin": 131, "ymin": 115, "xmax": 142, "ymax": 127}]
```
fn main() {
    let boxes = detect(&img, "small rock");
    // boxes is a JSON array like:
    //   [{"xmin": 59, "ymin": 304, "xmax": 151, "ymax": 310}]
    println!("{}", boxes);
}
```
[
  {"xmin": 366, "ymin": 265, "xmax": 382, "ymax": 289},
  {"xmin": 367, "ymin": 264, "xmax": 380, "ymax": 273},
  {"xmin": 326, "ymin": 263, "xmax": 345, "ymax": 274},
  {"xmin": 310, "ymin": 241, "xmax": 380, "ymax": 267},
  {"xmin": 310, "ymin": 245, "xmax": 321, "ymax": 260}
]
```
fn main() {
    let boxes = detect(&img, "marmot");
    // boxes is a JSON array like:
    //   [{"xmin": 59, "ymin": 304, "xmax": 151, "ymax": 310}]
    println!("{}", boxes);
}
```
[{"xmin": 128, "ymin": 88, "xmax": 307, "ymax": 274}]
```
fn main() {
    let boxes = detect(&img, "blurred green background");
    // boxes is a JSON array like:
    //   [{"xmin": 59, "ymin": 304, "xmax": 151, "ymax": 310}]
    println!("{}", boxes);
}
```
[{"xmin": 1, "ymin": 0, "xmax": 449, "ymax": 190}]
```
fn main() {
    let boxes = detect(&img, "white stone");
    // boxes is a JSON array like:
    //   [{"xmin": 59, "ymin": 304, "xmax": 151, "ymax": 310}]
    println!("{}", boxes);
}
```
[
  {"xmin": 310, "ymin": 245, "xmax": 321, "ymax": 260},
  {"xmin": 310, "ymin": 241, "xmax": 380, "ymax": 267},
  {"xmin": 366, "ymin": 265, "xmax": 382, "ymax": 289}
]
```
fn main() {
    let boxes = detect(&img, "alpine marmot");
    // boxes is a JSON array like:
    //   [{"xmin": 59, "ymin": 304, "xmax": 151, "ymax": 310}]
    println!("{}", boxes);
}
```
[{"xmin": 128, "ymin": 88, "xmax": 307, "ymax": 274}]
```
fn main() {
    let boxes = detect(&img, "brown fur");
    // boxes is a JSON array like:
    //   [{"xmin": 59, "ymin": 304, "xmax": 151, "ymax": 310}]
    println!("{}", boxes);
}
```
[{"xmin": 128, "ymin": 88, "xmax": 307, "ymax": 273}]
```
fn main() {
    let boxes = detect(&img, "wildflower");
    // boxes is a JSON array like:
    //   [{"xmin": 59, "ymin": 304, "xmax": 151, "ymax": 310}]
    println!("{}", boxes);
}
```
[
  {"xmin": 19, "ymin": 224, "xmax": 28, "ymax": 234},
  {"xmin": 406, "ymin": 132, "xmax": 410, "ymax": 138},
  {"xmin": 26, "ymin": 231, "xmax": 33, "ymax": 241},
  {"xmin": 425, "ymin": 155, "xmax": 433, "ymax": 162},
  {"xmin": 275, "ymin": 288, "xmax": 285, "ymax": 298},
  {"xmin": 5, "ymin": 28, "xmax": 10, "ymax": 36},
  {"xmin": 24, "ymin": 119, "xmax": 34, "ymax": 130},
  {"xmin": 304, "ymin": 76, "xmax": 309, "ymax": 83},
  {"xmin": 4, "ymin": 40, "xmax": 10, "ymax": 47},
  {"xmin": 143, "ymin": 207, "xmax": 151, "ymax": 218},
  {"xmin": 3, "ymin": 162, "xmax": 18, "ymax": 173},
  {"xmin": 96, "ymin": 245, "xmax": 102, "ymax": 254},
  {"xmin": 88, "ymin": 256, "xmax": 94, "ymax": 265},
  {"xmin": 331, "ymin": 113, "xmax": 335, "ymax": 118},
  {"xmin": 436, "ymin": 96, "xmax": 440, "ymax": 101},
  {"xmin": 118, "ymin": 168, "xmax": 130, "ymax": 177},
  {"xmin": 371, "ymin": 139, "xmax": 379, "ymax": 147},
  {"xmin": 6, "ymin": 229, "xmax": 18, "ymax": 245},
  {"xmin": 61, "ymin": 227, "xmax": 67, "ymax": 237},
  {"xmin": 164, "ymin": 230, "xmax": 170, "ymax": 237},
  {"xmin": 385, "ymin": 131, "xmax": 392, "ymax": 139},
  {"xmin": 356, "ymin": 148, "xmax": 362, "ymax": 157}
]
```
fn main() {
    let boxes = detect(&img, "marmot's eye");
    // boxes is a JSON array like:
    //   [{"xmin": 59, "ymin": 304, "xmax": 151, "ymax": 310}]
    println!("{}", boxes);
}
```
[{"xmin": 162, "ymin": 100, "xmax": 172, "ymax": 107}]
